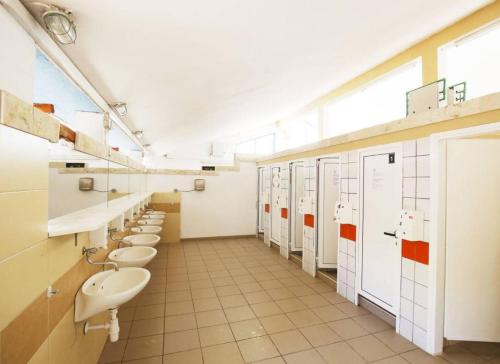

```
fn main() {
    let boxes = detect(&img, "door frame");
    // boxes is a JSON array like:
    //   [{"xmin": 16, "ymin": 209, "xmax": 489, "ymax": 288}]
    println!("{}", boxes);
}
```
[
  {"xmin": 428, "ymin": 121, "xmax": 500, "ymax": 355},
  {"xmin": 289, "ymin": 160, "xmax": 305, "ymax": 252},
  {"xmin": 257, "ymin": 167, "xmax": 265, "ymax": 234},
  {"xmin": 270, "ymin": 164, "xmax": 282, "ymax": 245},
  {"xmin": 316, "ymin": 155, "xmax": 341, "ymax": 269},
  {"xmin": 356, "ymin": 143, "xmax": 403, "ymax": 316}
]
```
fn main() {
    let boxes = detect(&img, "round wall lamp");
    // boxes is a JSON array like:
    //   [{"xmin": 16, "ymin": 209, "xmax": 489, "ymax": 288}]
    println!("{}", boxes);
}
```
[
  {"xmin": 133, "ymin": 131, "xmax": 144, "ymax": 139},
  {"xmin": 110, "ymin": 102, "xmax": 128, "ymax": 116}
]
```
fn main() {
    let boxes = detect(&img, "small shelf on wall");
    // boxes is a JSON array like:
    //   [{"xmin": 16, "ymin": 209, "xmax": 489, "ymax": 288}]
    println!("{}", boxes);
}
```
[{"xmin": 48, "ymin": 192, "xmax": 153, "ymax": 238}]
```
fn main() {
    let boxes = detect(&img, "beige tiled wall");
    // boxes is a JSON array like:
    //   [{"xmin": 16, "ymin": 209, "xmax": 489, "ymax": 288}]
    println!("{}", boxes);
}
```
[{"xmin": 0, "ymin": 125, "xmax": 116, "ymax": 363}]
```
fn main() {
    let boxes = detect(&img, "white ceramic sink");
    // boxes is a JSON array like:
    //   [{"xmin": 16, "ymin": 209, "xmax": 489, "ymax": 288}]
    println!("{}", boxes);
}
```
[
  {"xmin": 74, "ymin": 267, "xmax": 150, "ymax": 322},
  {"xmin": 123, "ymin": 234, "xmax": 161, "ymax": 247},
  {"xmin": 108, "ymin": 247, "xmax": 157, "ymax": 268},
  {"xmin": 137, "ymin": 219, "xmax": 163, "ymax": 226},
  {"xmin": 131, "ymin": 226, "xmax": 162, "ymax": 234},
  {"xmin": 146, "ymin": 210, "xmax": 166, "ymax": 215},
  {"xmin": 142, "ymin": 214, "xmax": 166, "ymax": 219}
]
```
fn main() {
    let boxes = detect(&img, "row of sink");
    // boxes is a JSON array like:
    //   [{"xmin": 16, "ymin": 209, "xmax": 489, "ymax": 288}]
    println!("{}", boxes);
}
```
[{"xmin": 74, "ymin": 208, "xmax": 166, "ymax": 341}]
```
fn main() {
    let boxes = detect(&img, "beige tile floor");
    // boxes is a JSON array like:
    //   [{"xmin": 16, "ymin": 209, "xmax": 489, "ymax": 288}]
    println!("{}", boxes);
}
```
[{"xmin": 98, "ymin": 238, "xmax": 500, "ymax": 364}]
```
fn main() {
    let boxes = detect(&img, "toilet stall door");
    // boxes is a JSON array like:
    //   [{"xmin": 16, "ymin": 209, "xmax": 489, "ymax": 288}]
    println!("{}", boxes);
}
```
[
  {"xmin": 290, "ymin": 162, "xmax": 304, "ymax": 251},
  {"xmin": 258, "ymin": 167, "xmax": 265, "ymax": 233},
  {"xmin": 444, "ymin": 139, "xmax": 500, "ymax": 341},
  {"xmin": 359, "ymin": 147, "xmax": 402, "ymax": 314},
  {"xmin": 270, "ymin": 166, "xmax": 281, "ymax": 244},
  {"xmin": 317, "ymin": 158, "xmax": 340, "ymax": 268}
]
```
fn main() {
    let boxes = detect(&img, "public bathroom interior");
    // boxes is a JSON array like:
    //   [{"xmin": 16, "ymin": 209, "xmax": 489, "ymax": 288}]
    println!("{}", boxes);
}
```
[{"xmin": 0, "ymin": 1, "xmax": 499, "ymax": 363}]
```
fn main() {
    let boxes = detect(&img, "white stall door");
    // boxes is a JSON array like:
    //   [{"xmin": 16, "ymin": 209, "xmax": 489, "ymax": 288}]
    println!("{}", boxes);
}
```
[
  {"xmin": 270, "ymin": 166, "xmax": 281, "ymax": 244},
  {"xmin": 291, "ymin": 162, "xmax": 304, "ymax": 251},
  {"xmin": 317, "ymin": 158, "xmax": 340, "ymax": 268},
  {"xmin": 360, "ymin": 148, "xmax": 402, "ymax": 314},
  {"xmin": 258, "ymin": 167, "xmax": 265, "ymax": 233},
  {"xmin": 445, "ymin": 139, "xmax": 500, "ymax": 341}
]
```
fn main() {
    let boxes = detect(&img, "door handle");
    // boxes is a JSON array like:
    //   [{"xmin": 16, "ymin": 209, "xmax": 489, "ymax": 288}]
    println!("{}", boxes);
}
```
[{"xmin": 383, "ymin": 231, "xmax": 397, "ymax": 237}]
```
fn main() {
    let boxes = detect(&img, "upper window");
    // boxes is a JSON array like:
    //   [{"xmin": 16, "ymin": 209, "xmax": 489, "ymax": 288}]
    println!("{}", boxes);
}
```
[
  {"xmin": 236, "ymin": 133, "xmax": 275, "ymax": 155},
  {"xmin": 33, "ymin": 49, "xmax": 101, "ymax": 125},
  {"xmin": 275, "ymin": 109, "xmax": 319, "ymax": 151},
  {"xmin": 439, "ymin": 21, "xmax": 500, "ymax": 100},
  {"xmin": 324, "ymin": 58, "xmax": 422, "ymax": 138}
]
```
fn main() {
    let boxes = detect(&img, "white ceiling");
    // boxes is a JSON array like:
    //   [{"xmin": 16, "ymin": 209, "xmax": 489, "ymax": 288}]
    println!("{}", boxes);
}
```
[{"xmin": 24, "ymin": 0, "xmax": 490, "ymax": 157}]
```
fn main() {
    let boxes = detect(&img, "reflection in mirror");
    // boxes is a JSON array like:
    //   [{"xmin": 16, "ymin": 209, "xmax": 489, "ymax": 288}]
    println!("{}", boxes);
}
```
[
  {"xmin": 108, "ymin": 161, "xmax": 129, "ymax": 202},
  {"xmin": 129, "ymin": 168, "xmax": 147, "ymax": 195},
  {"xmin": 48, "ymin": 140, "xmax": 109, "ymax": 219}
]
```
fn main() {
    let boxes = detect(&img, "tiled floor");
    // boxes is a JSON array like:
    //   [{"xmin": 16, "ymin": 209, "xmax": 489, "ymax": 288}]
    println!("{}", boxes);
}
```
[{"xmin": 98, "ymin": 238, "xmax": 500, "ymax": 364}]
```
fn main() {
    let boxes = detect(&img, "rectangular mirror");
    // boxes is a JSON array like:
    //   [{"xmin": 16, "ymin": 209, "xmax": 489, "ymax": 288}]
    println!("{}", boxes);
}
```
[{"xmin": 48, "ymin": 140, "xmax": 109, "ymax": 219}]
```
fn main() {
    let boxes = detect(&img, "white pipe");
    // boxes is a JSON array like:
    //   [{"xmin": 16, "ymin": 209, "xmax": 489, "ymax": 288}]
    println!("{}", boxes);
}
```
[{"xmin": 84, "ymin": 308, "xmax": 120, "ymax": 342}]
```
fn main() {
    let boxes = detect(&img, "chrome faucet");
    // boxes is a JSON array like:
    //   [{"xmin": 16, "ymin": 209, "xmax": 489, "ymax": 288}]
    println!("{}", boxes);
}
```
[{"xmin": 82, "ymin": 247, "xmax": 119, "ymax": 271}]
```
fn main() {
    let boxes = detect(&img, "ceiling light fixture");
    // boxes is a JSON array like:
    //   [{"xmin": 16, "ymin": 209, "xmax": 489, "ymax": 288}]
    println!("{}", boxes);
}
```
[
  {"xmin": 110, "ymin": 102, "xmax": 127, "ymax": 116},
  {"xmin": 133, "ymin": 131, "xmax": 144, "ymax": 139},
  {"xmin": 39, "ymin": 4, "xmax": 77, "ymax": 45}
]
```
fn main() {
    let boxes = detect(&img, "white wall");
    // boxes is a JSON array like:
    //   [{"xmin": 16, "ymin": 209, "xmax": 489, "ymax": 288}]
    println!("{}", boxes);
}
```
[
  {"xmin": 147, "ymin": 162, "xmax": 258, "ymax": 238},
  {"xmin": 0, "ymin": 5, "xmax": 35, "ymax": 101}
]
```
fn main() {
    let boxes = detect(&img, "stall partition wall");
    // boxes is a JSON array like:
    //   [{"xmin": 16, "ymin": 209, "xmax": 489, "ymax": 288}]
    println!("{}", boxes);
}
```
[
  {"xmin": 444, "ymin": 139, "xmax": 500, "ymax": 342},
  {"xmin": 302, "ymin": 158, "xmax": 318, "ymax": 276},
  {"xmin": 290, "ymin": 161, "xmax": 305, "ymax": 252},
  {"xmin": 270, "ymin": 166, "xmax": 282, "ymax": 245},
  {"xmin": 317, "ymin": 157, "xmax": 340, "ymax": 269},
  {"xmin": 257, "ymin": 167, "xmax": 265, "ymax": 233},
  {"xmin": 358, "ymin": 144, "xmax": 403, "ymax": 317},
  {"xmin": 279, "ymin": 163, "xmax": 290, "ymax": 259},
  {"xmin": 262, "ymin": 167, "xmax": 272, "ymax": 247},
  {"xmin": 398, "ymin": 138, "xmax": 431, "ymax": 349},
  {"xmin": 337, "ymin": 151, "xmax": 359, "ymax": 303}
]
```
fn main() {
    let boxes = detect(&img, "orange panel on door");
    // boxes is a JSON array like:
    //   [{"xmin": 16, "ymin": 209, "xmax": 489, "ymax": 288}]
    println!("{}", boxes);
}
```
[
  {"xmin": 402, "ymin": 240, "xmax": 429, "ymax": 265},
  {"xmin": 340, "ymin": 224, "xmax": 356, "ymax": 242},
  {"xmin": 304, "ymin": 214, "xmax": 314, "ymax": 228},
  {"xmin": 281, "ymin": 208, "xmax": 288, "ymax": 219},
  {"xmin": 264, "ymin": 204, "xmax": 270, "ymax": 213}
]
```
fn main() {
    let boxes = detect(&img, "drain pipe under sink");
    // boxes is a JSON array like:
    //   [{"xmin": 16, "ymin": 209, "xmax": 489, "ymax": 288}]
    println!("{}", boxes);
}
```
[{"xmin": 83, "ymin": 308, "xmax": 120, "ymax": 342}]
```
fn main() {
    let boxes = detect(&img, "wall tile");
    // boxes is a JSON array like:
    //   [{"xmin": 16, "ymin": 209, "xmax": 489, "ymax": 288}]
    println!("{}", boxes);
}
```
[
  {"xmin": 414, "ymin": 263, "xmax": 428, "ymax": 287},
  {"xmin": 403, "ymin": 140, "xmax": 416, "ymax": 157},
  {"xmin": 347, "ymin": 271, "xmax": 355, "ymax": 287},
  {"xmin": 0, "ymin": 242, "xmax": 48, "ymax": 331},
  {"xmin": 348, "ymin": 151, "xmax": 358, "ymax": 163},
  {"xmin": 347, "ymin": 241, "xmax": 355, "ymax": 257},
  {"xmin": 403, "ymin": 198, "xmax": 416, "ymax": 210},
  {"xmin": 339, "ymin": 238, "xmax": 347, "ymax": 253},
  {"xmin": 416, "ymin": 138, "xmax": 429, "ymax": 156},
  {"xmin": 399, "ymin": 317, "xmax": 413, "ymax": 341},
  {"xmin": 348, "ymin": 163, "xmax": 358, "ymax": 178},
  {"xmin": 401, "ymin": 278, "xmax": 414, "ymax": 301},
  {"xmin": 403, "ymin": 157, "xmax": 416, "ymax": 177},
  {"xmin": 416, "ymin": 156, "xmax": 430, "ymax": 177},
  {"xmin": 412, "ymin": 325, "xmax": 427, "ymax": 349},
  {"xmin": 338, "ymin": 252, "xmax": 347, "ymax": 268},
  {"xmin": 0, "ymin": 125, "xmax": 48, "ymax": 193},
  {"xmin": 416, "ymin": 199, "xmax": 430, "ymax": 220},
  {"xmin": 416, "ymin": 177, "xmax": 430, "ymax": 199},
  {"xmin": 414, "ymin": 284, "xmax": 428, "ymax": 308},
  {"xmin": 403, "ymin": 178, "xmax": 416, "ymax": 198},
  {"xmin": 348, "ymin": 179, "xmax": 358, "ymax": 194},
  {"xmin": 413, "ymin": 305, "xmax": 427, "ymax": 330},
  {"xmin": 347, "ymin": 255, "xmax": 355, "ymax": 273},
  {"xmin": 400, "ymin": 297, "xmax": 414, "ymax": 321},
  {"xmin": 0, "ymin": 190, "xmax": 48, "ymax": 262},
  {"xmin": 341, "ymin": 164, "xmax": 348, "ymax": 177},
  {"xmin": 401, "ymin": 258, "xmax": 415, "ymax": 280}
]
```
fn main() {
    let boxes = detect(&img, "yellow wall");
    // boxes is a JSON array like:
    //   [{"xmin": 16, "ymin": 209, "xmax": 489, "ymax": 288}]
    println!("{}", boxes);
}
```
[
  {"xmin": 150, "ymin": 192, "xmax": 181, "ymax": 243},
  {"xmin": 261, "ymin": 1, "xmax": 500, "ymax": 163}
]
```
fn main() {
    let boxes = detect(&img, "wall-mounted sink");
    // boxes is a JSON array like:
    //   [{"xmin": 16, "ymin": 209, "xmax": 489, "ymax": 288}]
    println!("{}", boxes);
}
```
[
  {"xmin": 123, "ymin": 234, "xmax": 161, "ymax": 247},
  {"xmin": 75, "ymin": 267, "xmax": 150, "ymax": 322},
  {"xmin": 108, "ymin": 247, "xmax": 157, "ymax": 268},
  {"xmin": 142, "ymin": 214, "xmax": 166, "ymax": 219},
  {"xmin": 131, "ymin": 226, "xmax": 162, "ymax": 234},
  {"xmin": 137, "ymin": 219, "xmax": 163, "ymax": 226},
  {"xmin": 146, "ymin": 210, "xmax": 166, "ymax": 215}
]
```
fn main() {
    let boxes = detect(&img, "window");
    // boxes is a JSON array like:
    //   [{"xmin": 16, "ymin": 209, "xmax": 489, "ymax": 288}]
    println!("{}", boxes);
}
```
[
  {"xmin": 439, "ymin": 21, "xmax": 500, "ymax": 100},
  {"xmin": 284, "ymin": 109, "xmax": 319, "ymax": 150},
  {"xmin": 236, "ymin": 134, "xmax": 275, "ymax": 155},
  {"xmin": 324, "ymin": 58, "xmax": 422, "ymax": 138},
  {"xmin": 33, "ymin": 50, "xmax": 101, "ymax": 125}
]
